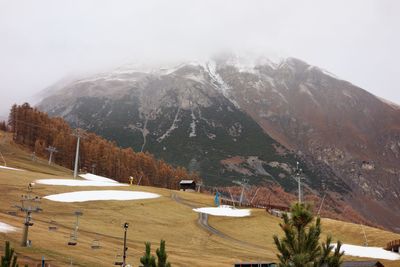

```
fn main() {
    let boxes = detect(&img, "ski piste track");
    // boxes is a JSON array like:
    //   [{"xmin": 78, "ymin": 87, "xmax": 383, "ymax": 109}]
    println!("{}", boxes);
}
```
[{"xmin": 171, "ymin": 193, "xmax": 266, "ymax": 251}]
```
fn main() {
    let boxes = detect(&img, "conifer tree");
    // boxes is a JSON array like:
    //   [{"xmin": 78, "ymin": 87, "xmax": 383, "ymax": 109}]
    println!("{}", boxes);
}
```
[
  {"xmin": 140, "ymin": 242, "xmax": 156, "ymax": 267},
  {"xmin": 0, "ymin": 121, "xmax": 7, "ymax": 132},
  {"xmin": 156, "ymin": 240, "xmax": 171, "ymax": 267},
  {"xmin": 1, "ymin": 241, "xmax": 19, "ymax": 267},
  {"xmin": 8, "ymin": 104, "xmax": 17, "ymax": 139},
  {"xmin": 273, "ymin": 202, "xmax": 343, "ymax": 267}
]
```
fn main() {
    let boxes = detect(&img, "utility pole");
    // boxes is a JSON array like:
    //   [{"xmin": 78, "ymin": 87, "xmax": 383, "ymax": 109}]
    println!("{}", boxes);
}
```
[
  {"xmin": 250, "ymin": 187, "xmax": 260, "ymax": 205},
  {"xmin": 114, "ymin": 222, "xmax": 129, "ymax": 267},
  {"xmin": 197, "ymin": 181, "xmax": 203, "ymax": 193},
  {"xmin": 122, "ymin": 223, "xmax": 129, "ymax": 267},
  {"xmin": 15, "ymin": 183, "xmax": 42, "ymax": 247},
  {"xmin": 115, "ymin": 222, "xmax": 129, "ymax": 266},
  {"xmin": 45, "ymin": 146, "xmax": 58, "ymax": 165},
  {"xmin": 137, "ymin": 174, "xmax": 143, "ymax": 186},
  {"xmin": 72, "ymin": 129, "xmax": 86, "ymax": 178},
  {"xmin": 227, "ymin": 188, "xmax": 236, "ymax": 208},
  {"xmin": 295, "ymin": 162, "xmax": 303, "ymax": 203},
  {"xmin": 232, "ymin": 178, "xmax": 249, "ymax": 206}
]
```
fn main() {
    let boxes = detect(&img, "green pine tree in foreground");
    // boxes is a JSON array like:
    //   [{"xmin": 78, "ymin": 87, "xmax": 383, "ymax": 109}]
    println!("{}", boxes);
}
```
[
  {"xmin": 273, "ymin": 203, "xmax": 344, "ymax": 267},
  {"xmin": 156, "ymin": 240, "xmax": 171, "ymax": 267},
  {"xmin": 140, "ymin": 240, "xmax": 171, "ymax": 267},
  {"xmin": 140, "ymin": 242, "xmax": 156, "ymax": 267},
  {"xmin": 1, "ymin": 241, "xmax": 19, "ymax": 267}
]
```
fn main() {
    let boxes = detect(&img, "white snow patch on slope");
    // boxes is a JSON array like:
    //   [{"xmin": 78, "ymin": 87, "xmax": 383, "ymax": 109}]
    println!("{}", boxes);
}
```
[
  {"xmin": 342, "ymin": 90, "xmax": 354, "ymax": 99},
  {"xmin": 264, "ymin": 76, "xmax": 276, "ymax": 87},
  {"xmin": 44, "ymin": 190, "xmax": 160, "ymax": 203},
  {"xmin": 306, "ymin": 65, "xmax": 339, "ymax": 79},
  {"xmin": 299, "ymin": 84, "xmax": 319, "ymax": 106},
  {"xmin": 206, "ymin": 61, "xmax": 229, "ymax": 95},
  {"xmin": 320, "ymin": 68, "xmax": 339, "ymax": 79},
  {"xmin": 157, "ymin": 108, "xmax": 181, "ymax": 142},
  {"xmin": 0, "ymin": 165, "xmax": 24, "ymax": 171},
  {"xmin": 159, "ymin": 65, "xmax": 182, "ymax": 75},
  {"xmin": 193, "ymin": 205, "xmax": 251, "ymax": 217},
  {"xmin": 79, "ymin": 173, "xmax": 119, "ymax": 183},
  {"xmin": 204, "ymin": 61, "xmax": 241, "ymax": 109},
  {"xmin": 189, "ymin": 110, "xmax": 197, "ymax": 137},
  {"xmin": 272, "ymin": 88, "xmax": 288, "ymax": 103},
  {"xmin": 334, "ymin": 243, "xmax": 400, "ymax": 260},
  {"xmin": 184, "ymin": 73, "xmax": 205, "ymax": 84},
  {"xmin": 224, "ymin": 54, "xmax": 278, "ymax": 74},
  {"xmin": 35, "ymin": 179, "xmax": 127, "ymax": 187},
  {"xmin": 0, "ymin": 222, "xmax": 17, "ymax": 233}
]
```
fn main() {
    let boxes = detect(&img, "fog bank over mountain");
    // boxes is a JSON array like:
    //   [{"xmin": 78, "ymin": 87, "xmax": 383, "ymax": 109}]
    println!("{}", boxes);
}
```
[{"xmin": 0, "ymin": 0, "xmax": 400, "ymax": 115}]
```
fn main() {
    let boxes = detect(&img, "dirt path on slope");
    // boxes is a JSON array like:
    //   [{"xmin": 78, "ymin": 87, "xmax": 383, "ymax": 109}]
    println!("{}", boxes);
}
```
[{"xmin": 171, "ymin": 193, "xmax": 266, "ymax": 251}]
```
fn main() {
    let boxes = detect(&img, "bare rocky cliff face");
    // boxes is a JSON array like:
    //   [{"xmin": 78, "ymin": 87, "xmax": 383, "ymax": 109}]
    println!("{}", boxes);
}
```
[{"xmin": 38, "ymin": 54, "xmax": 400, "ymax": 231}]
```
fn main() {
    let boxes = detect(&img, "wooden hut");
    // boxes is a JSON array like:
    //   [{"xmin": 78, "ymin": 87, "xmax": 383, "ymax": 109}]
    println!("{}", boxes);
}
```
[{"xmin": 179, "ymin": 180, "xmax": 196, "ymax": 191}]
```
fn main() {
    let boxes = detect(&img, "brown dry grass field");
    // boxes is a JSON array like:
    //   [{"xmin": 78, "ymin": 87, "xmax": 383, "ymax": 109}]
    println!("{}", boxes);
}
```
[{"xmin": 1, "ymin": 131, "xmax": 400, "ymax": 267}]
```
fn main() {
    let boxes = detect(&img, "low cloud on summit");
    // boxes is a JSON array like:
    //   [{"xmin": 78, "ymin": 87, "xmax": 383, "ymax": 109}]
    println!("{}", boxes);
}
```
[{"xmin": 0, "ymin": 0, "xmax": 399, "ymax": 115}]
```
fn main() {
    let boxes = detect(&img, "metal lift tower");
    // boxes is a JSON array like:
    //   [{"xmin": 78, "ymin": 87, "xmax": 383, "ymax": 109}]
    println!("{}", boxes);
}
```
[
  {"xmin": 15, "ymin": 183, "xmax": 42, "ymax": 247},
  {"xmin": 294, "ymin": 162, "xmax": 303, "ymax": 203},
  {"xmin": 45, "ymin": 146, "xmax": 58, "ymax": 165},
  {"xmin": 71, "ymin": 129, "xmax": 86, "ymax": 178}
]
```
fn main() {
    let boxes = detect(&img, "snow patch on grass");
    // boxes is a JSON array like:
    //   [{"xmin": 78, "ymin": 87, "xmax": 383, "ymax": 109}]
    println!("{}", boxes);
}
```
[
  {"xmin": 193, "ymin": 205, "xmax": 251, "ymax": 217},
  {"xmin": 79, "ymin": 173, "xmax": 119, "ymax": 183},
  {"xmin": 36, "ymin": 179, "xmax": 127, "ymax": 187},
  {"xmin": 335, "ymin": 243, "xmax": 400, "ymax": 260},
  {"xmin": 0, "ymin": 222, "xmax": 17, "ymax": 233},
  {"xmin": 44, "ymin": 190, "xmax": 160, "ymax": 203},
  {"xmin": 0, "ymin": 165, "xmax": 24, "ymax": 171}
]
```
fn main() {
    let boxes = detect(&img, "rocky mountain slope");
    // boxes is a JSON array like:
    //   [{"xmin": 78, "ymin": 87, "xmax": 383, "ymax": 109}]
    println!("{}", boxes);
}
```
[
  {"xmin": 37, "ymin": 54, "xmax": 400, "ymax": 231},
  {"xmin": 213, "ymin": 55, "xmax": 400, "ymax": 231}
]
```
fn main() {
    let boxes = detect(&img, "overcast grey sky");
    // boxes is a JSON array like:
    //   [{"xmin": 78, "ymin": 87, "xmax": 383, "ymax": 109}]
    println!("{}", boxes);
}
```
[{"xmin": 0, "ymin": 0, "xmax": 399, "ymax": 116}]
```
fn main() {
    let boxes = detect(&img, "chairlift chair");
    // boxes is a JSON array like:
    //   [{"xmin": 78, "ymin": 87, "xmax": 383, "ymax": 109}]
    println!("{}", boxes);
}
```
[
  {"xmin": 91, "ymin": 239, "xmax": 101, "ymax": 249},
  {"xmin": 68, "ymin": 210, "xmax": 82, "ymax": 246},
  {"xmin": 68, "ymin": 233, "xmax": 77, "ymax": 246},
  {"xmin": 68, "ymin": 240, "xmax": 77, "ymax": 246},
  {"xmin": 7, "ymin": 210, "xmax": 17, "ymax": 216},
  {"xmin": 114, "ymin": 254, "xmax": 123, "ymax": 266},
  {"xmin": 48, "ymin": 220, "xmax": 58, "ymax": 231}
]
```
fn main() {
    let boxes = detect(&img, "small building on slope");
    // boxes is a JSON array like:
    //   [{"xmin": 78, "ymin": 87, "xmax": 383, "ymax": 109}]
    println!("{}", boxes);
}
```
[{"xmin": 179, "ymin": 180, "xmax": 196, "ymax": 191}]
